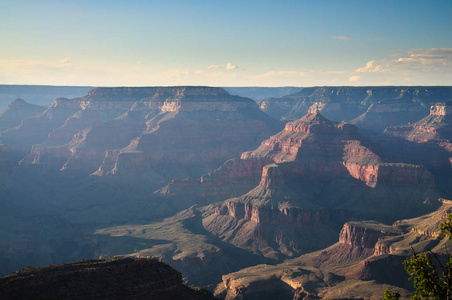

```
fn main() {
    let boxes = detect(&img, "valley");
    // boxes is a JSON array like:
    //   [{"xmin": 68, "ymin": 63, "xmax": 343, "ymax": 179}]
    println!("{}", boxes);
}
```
[{"xmin": 0, "ymin": 85, "xmax": 451, "ymax": 299}]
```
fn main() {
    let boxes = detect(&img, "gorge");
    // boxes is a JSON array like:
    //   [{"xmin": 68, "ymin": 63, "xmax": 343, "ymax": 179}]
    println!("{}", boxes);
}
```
[{"xmin": 0, "ymin": 85, "xmax": 451, "ymax": 299}]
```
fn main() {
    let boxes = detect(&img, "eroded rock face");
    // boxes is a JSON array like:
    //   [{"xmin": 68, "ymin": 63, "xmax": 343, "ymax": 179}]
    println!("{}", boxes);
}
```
[
  {"xmin": 339, "ymin": 222, "xmax": 393, "ymax": 249},
  {"xmin": 213, "ymin": 201, "xmax": 452, "ymax": 300},
  {"xmin": 0, "ymin": 257, "xmax": 216, "ymax": 300},
  {"xmin": 0, "ymin": 98, "xmax": 82, "ymax": 151},
  {"xmin": 202, "ymin": 110, "xmax": 439, "ymax": 260},
  {"xmin": 242, "ymin": 109, "xmax": 387, "ymax": 186},
  {"xmin": 215, "ymin": 201, "xmax": 330, "ymax": 227},
  {"xmin": 205, "ymin": 195, "xmax": 339, "ymax": 259},
  {"xmin": 385, "ymin": 102, "xmax": 452, "ymax": 143},
  {"xmin": 381, "ymin": 102, "xmax": 452, "ymax": 187},
  {"xmin": 350, "ymin": 101, "xmax": 432, "ymax": 133},
  {"xmin": 7, "ymin": 87, "xmax": 282, "ymax": 179}
]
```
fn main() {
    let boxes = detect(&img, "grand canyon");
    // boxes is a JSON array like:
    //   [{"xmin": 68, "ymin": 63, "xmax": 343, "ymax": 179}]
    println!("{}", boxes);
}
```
[{"xmin": 0, "ymin": 85, "xmax": 451, "ymax": 299}]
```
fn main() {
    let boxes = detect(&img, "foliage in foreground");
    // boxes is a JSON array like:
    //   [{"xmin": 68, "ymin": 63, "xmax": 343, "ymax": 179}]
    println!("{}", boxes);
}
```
[{"xmin": 384, "ymin": 214, "xmax": 452, "ymax": 299}]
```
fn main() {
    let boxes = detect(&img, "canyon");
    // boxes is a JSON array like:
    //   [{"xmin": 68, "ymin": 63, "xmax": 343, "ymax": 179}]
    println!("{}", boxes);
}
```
[{"xmin": 0, "ymin": 85, "xmax": 451, "ymax": 299}]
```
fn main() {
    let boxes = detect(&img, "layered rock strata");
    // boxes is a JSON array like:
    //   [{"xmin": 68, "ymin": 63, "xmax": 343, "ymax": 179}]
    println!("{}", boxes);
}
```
[
  {"xmin": 214, "ymin": 201, "xmax": 452, "ymax": 300},
  {"xmin": 381, "ymin": 101, "xmax": 452, "ymax": 189},
  {"xmin": 202, "ymin": 109, "xmax": 438, "ymax": 260},
  {"xmin": 6, "ymin": 87, "xmax": 281, "ymax": 179}
]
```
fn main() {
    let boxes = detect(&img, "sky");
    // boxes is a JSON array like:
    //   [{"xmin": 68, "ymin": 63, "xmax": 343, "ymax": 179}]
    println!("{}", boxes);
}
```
[{"xmin": 0, "ymin": 0, "xmax": 451, "ymax": 87}]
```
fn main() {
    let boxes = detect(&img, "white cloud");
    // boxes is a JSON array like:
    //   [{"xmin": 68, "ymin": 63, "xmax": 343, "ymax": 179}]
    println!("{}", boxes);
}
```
[
  {"xmin": 348, "ymin": 75, "xmax": 360, "ymax": 82},
  {"xmin": 226, "ymin": 63, "xmax": 238, "ymax": 70},
  {"xmin": 351, "ymin": 48, "xmax": 452, "ymax": 85},
  {"xmin": 334, "ymin": 36, "xmax": 352, "ymax": 41},
  {"xmin": 355, "ymin": 60, "xmax": 389, "ymax": 73},
  {"xmin": 1, "ymin": 48, "xmax": 450, "ymax": 86},
  {"xmin": 60, "ymin": 57, "xmax": 71, "ymax": 64}
]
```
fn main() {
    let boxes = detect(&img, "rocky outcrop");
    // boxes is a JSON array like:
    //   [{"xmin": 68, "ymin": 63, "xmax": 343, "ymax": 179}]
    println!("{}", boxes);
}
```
[
  {"xmin": 205, "ymin": 194, "xmax": 340, "ymax": 259},
  {"xmin": 373, "ymin": 240, "xmax": 396, "ymax": 256},
  {"xmin": 213, "ymin": 201, "xmax": 452, "ymax": 300},
  {"xmin": 338, "ymin": 222, "xmax": 397, "ymax": 250},
  {"xmin": 0, "ymin": 257, "xmax": 216, "ymax": 300},
  {"xmin": 201, "ymin": 109, "xmax": 439, "ymax": 260},
  {"xmin": 242, "ymin": 109, "xmax": 387, "ymax": 186},
  {"xmin": 241, "ymin": 108, "xmax": 358, "ymax": 163},
  {"xmin": 215, "ymin": 200, "xmax": 330, "ymax": 227},
  {"xmin": 385, "ymin": 101, "xmax": 452, "ymax": 143}
]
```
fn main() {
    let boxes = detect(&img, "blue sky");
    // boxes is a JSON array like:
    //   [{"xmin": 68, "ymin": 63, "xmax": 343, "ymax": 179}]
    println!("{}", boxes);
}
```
[{"xmin": 1, "ymin": 0, "xmax": 451, "ymax": 86}]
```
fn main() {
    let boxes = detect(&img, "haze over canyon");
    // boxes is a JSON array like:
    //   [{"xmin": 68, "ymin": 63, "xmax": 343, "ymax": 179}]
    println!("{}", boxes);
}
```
[{"xmin": 0, "ymin": 85, "xmax": 451, "ymax": 299}]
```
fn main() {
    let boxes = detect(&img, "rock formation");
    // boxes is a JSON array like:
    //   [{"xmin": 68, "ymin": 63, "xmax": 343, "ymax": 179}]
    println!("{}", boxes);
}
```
[
  {"xmin": 385, "ymin": 101, "xmax": 452, "ymax": 143},
  {"xmin": 3, "ymin": 87, "xmax": 281, "ymax": 180},
  {"xmin": 96, "ymin": 87, "xmax": 282, "ymax": 181},
  {"xmin": 0, "ymin": 257, "xmax": 216, "ymax": 300},
  {"xmin": 350, "ymin": 100, "xmax": 429, "ymax": 133},
  {"xmin": 214, "ymin": 200, "xmax": 452, "ymax": 300},
  {"xmin": 0, "ymin": 99, "xmax": 45, "ymax": 132},
  {"xmin": 202, "ymin": 108, "xmax": 439, "ymax": 260},
  {"xmin": 1, "ymin": 86, "xmax": 451, "ymax": 300},
  {"xmin": 380, "ymin": 101, "xmax": 452, "ymax": 194}
]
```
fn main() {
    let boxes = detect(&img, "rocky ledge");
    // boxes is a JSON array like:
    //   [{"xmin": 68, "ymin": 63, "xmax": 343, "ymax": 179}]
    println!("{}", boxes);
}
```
[
  {"xmin": 339, "ymin": 222, "xmax": 399, "ymax": 253},
  {"xmin": 0, "ymin": 257, "xmax": 216, "ymax": 300}
]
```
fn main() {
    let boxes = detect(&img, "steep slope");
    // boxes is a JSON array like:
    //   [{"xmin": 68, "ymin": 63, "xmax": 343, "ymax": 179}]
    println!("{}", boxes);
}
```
[
  {"xmin": 6, "ymin": 87, "xmax": 281, "ymax": 180},
  {"xmin": 202, "ymin": 108, "xmax": 438, "ymax": 260},
  {"xmin": 157, "ymin": 107, "xmax": 384, "ymax": 211},
  {"xmin": 215, "ymin": 199, "xmax": 452, "ymax": 300},
  {"xmin": 0, "ymin": 257, "xmax": 216, "ymax": 300},
  {"xmin": 350, "ymin": 99, "xmax": 430, "ymax": 134},
  {"xmin": 0, "ymin": 99, "xmax": 46, "ymax": 132},
  {"xmin": 384, "ymin": 101, "xmax": 452, "ymax": 145},
  {"xmin": 0, "ymin": 97, "xmax": 83, "ymax": 151},
  {"xmin": 381, "ymin": 101, "xmax": 452, "ymax": 195},
  {"xmin": 17, "ymin": 87, "xmax": 158, "ymax": 172},
  {"xmin": 94, "ymin": 87, "xmax": 282, "ymax": 181}
]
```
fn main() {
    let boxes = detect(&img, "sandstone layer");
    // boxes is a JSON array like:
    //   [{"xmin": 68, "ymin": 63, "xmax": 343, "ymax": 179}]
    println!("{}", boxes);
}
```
[
  {"xmin": 214, "ymin": 200, "xmax": 452, "ymax": 300},
  {"xmin": 201, "ymin": 109, "xmax": 438, "ymax": 261},
  {"xmin": 4, "ymin": 87, "xmax": 281, "ymax": 180}
]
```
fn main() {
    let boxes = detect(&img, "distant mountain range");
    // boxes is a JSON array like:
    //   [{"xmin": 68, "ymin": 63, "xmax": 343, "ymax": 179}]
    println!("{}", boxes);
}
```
[{"xmin": 0, "ymin": 85, "xmax": 303, "ymax": 110}]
